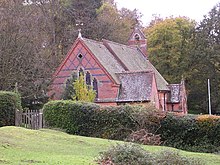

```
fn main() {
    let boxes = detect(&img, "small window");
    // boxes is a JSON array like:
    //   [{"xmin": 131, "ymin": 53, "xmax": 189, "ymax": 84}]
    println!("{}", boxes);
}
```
[
  {"xmin": 134, "ymin": 34, "xmax": 140, "ymax": 41},
  {"xmin": 86, "ymin": 71, "xmax": 91, "ymax": 85},
  {"xmin": 78, "ymin": 54, "xmax": 83, "ymax": 59},
  {"xmin": 93, "ymin": 78, "xmax": 98, "ymax": 98}
]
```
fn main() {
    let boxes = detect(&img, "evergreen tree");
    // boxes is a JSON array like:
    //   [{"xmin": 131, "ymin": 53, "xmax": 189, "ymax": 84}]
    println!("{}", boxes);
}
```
[
  {"xmin": 188, "ymin": 3, "xmax": 220, "ymax": 114},
  {"xmin": 72, "ymin": 74, "xmax": 96, "ymax": 102}
]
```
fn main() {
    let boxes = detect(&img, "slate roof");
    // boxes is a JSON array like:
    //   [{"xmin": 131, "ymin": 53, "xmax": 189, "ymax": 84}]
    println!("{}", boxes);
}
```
[
  {"xmin": 168, "ymin": 84, "xmax": 181, "ymax": 103},
  {"xmin": 116, "ymin": 71, "xmax": 154, "ymax": 102},
  {"xmin": 83, "ymin": 38, "xmax": 125, "ymax": 83},
  {"xmin": 82, "ymin": 38, "xmax": 169, "ymax": 91}
]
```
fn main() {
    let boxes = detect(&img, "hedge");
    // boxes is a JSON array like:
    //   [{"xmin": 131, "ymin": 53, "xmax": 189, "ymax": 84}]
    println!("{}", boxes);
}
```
[
  {"xmin": 0, "ymin": 91, "xmax": 22, "ymax": 127},
  {"xmin": 158, "ymin": 113, "xmax": 220, "ymax": 153},
  {"xmin": 43, "ymin": 101, "xmax": 162, "ymax": 140}
]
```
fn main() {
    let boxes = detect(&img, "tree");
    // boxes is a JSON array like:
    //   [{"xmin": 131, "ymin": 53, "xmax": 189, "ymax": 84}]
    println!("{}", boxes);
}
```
[
  {"xmin": 145, "ymin": 17, "xmax": 196, "ymax": 83},
  {"xmin": 0, "ymin": 0, "xmax": 50, "ymax": 105},
  {"xmin": 62, "ymin": 72, "xmax": 77, "ymax": 100},
  {"xmin": 95, "ymin": 2, "xmax": 142, "ymax": 43},
  {"xmin": 188, "ymin": 3, "xmax": 220, "ymax": 114},
  {"xmin": 72, "ymin": 74, "xmax": 96, "ymax": 102}
]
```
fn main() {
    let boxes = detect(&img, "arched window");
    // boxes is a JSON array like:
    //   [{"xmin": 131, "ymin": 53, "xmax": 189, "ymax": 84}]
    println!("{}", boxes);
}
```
[
  {"xmin": 134, "ymin": 33, "xmax": 140, "ymax": 41},
  {"xmin": 86, "ymin": 71, "xmax": 91, "ymax": 85},
  {"xmin": 79, "ymin": 68, "xmax": 84, "ymax": 77},
  {"xmin": 93, "ymin": 78, "xmax": 98, "ymax": 98}
]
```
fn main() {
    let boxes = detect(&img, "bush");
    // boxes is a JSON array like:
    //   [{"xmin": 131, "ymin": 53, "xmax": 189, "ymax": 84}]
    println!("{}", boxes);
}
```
[
  {"xmin": 159, "ymin": 113, "xmax": 220, "ymax": 153},
  {"xmin": 97, "ymin": 143, "xmax": 204, "ymax": 165},
  {"xmin": 154, "ymin": 149, "xmax": 204, "ymax": 165},
  {"xmin": 44, "ymin": 102, "xmax": 138, "ymax": 138},
  {"xmin": 126, "ymin": 129, "xmax": 162, "ymax": 145},
  {"xmin": 97, "ymin": 143, "xmax": 152, "ymax": 165},
  {"xmin": 43, "ymin": 101, "xmax": 162, "ymax": 140},
  {"xmin": 97, "ymin": 105, "xmax": 137, "ymax": 139},
  {"xmin": 43, "ymin": 100, "xmax": 100, "ymax": 135},
  {"xmin": 0, "ymin": 91, "xmax": 22, "ymax": 127}
]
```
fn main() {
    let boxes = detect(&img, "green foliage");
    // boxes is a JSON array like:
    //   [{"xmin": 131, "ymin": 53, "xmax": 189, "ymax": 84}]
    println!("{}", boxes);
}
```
[
  {"xmin": 44, "ymin": 101, "xmax": 134, "ymax": 138},
  {"xmin": 73, "ymin": 74, "xmax": 96, "ymax": 102},
  {"xmin": 187, "ymin": 3, "xmax": 220, "ymax": 114},
  {"xmin": 43, "ymin": 101, "xmax": 161, "ymax": 140},
  {"xmin": 96, "ymin": 2, "xmax": 141, "ymax": 44},
  {"xmin": 154, "ymin": 149, "xmax": 204, "ymax": 165},
  {"xmin": 62, "ymin": 72, "xmax": 77, "ymax": 100},
  {"xmin": 97, "ymin": 143, "xmax": 204, "ymax": 165},
  {"xmin": 95, "ymin": 105, "xmax": 137, "ymax": 139},
  {"xmin": 0, "ymin": 91, "xmax": 22, "ymax": 127},
  {"xmin": 97, "ymin": 143, "xmax": 152, "ymax": 165},
  {"xmin": 145, "ymin": 17, "xmax": 196, "ymax": 83},
  {"xmin": 159, "ymin": 114, "xmax": 220, "ymax": 153},
  {"xmin": 43, "ymin": 100, "xmax": 100, "ymax": 134}
]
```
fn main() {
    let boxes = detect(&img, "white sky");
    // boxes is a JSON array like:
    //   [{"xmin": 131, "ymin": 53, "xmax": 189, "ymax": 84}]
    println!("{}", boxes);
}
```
[{"xmin": 114, "ymin": 0, "xmax": 220, "ymax": 26}]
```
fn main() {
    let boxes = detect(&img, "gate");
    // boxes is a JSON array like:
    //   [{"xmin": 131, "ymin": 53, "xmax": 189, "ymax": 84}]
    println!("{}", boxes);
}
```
[{"xmin": 15, "ymin": 109, "xmax": 43, "ymax": 129}]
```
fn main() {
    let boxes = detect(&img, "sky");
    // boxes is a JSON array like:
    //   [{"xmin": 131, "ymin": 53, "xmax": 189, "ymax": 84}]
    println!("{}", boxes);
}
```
[{"xmin": 114, "ymin": 0, "xmax": 220, "ymax": 26}]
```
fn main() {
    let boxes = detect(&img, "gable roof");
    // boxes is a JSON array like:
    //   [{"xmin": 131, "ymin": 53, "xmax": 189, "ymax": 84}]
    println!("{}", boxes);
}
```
[
  {"xmin": 83, "ymin": 38, "xmax": 125, "ymax": 84},
  {"xmin": 116, "ymin": 71, "xmax": 154, "ymax": 102},
  {"xmin": 129, "ymin": 27, "xmax": 147, "ymax": 40},
  {"xmin": 80, "ymin": 38, "xmax": 169, "ymax": 91}
]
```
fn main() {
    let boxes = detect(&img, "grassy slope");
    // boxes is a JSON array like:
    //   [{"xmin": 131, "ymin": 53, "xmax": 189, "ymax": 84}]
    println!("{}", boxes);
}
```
[{"xmin": 0, "ymin": 127, "xmax": 220, "ymax": 165}]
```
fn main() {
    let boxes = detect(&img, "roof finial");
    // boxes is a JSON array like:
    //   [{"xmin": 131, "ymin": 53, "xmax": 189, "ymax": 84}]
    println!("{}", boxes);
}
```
[
  {"xmin": 76, "ymin": 21, "xmax": 84, "ymax": 39},
  {"xmin": 78, "ymin": 29, "xmax": 82, "ymax": 39}
]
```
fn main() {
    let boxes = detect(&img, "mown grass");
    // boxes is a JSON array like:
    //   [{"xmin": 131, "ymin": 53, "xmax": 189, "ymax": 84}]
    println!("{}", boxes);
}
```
[{"xmin": 0, "ymin": 126, "xmax": 220, "ymax": 165}]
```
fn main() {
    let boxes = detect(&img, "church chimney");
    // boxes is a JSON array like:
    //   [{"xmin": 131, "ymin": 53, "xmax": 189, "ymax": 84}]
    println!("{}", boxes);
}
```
[{"xmin": 128, "ymin": 27, "xmax": 147, "ymax": 56}]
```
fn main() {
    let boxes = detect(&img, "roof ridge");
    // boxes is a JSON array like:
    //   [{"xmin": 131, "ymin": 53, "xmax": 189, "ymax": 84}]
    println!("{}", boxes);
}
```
[
  {"xmin": 83, "ymin": 37, "xmax": 103, "ymax": 45},
  {"xmin": 102, "ymin": 39, "xmax": 139, "ymax": 50},
  {"xmin": 115, "ymin": 70, "xmax": 153, "ymax": 74}
]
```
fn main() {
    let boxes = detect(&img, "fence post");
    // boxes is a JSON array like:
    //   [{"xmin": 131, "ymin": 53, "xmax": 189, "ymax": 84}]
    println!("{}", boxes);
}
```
[
  {"xmin": 39, "ymin": 109, "xmax": 43, "ymax": 129},
  {"xmin": 15, "ymin": 109, "xmax": 21, "ymax": 126}
]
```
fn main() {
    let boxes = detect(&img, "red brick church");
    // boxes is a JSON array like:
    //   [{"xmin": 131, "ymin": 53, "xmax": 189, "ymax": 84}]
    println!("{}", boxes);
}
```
[{"xmin": 48, "ymin": 27, "xmax": 188, "ymax": 114}]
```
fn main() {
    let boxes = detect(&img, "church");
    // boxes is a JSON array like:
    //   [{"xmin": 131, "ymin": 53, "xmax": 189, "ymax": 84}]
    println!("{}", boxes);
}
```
[{"xmin": 48, "ymin": 27, "xmax": 188, "ymax": 114}]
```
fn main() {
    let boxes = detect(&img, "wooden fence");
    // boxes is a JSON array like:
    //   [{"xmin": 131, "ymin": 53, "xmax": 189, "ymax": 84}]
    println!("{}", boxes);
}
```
[{"xmin": 15, "ymin": 109, "xmax": 43, "ymax": 129}]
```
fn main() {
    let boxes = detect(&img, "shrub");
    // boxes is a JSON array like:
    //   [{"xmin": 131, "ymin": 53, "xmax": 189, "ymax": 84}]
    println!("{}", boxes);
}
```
[
  {"xmin": 97, "ymin": 143, "xmax": 152, "ymax": 165},
  {"xmin": 126, "ymin": 129, "xmax": 162, "ymax": 145},
  {"xmin": 130, "ymin": 104, "xmax": 165, "ymax": 133},
  {"xmin": 154, "ymin": 149, "xmax": 204, "ymax": 165},
  {"xmin": 43, "ymin": 101, "xmax": 162, "ymax": 140},
  {"xmin": 97, "ymin": 105, "xmax": 137, "ymax": 140},
  {"xmin": 0, "ymin": 91, "xmax": 22, "ymax": 127},
  {"xmin": 43, "ymin": 100, "xmax": 100, "ymax": 135},
  {"xmin": 159, "ymin": 113, "xmax": 220, "ymax": 153},
  {"xmin": 97, "ymin": 143, "xmax": 204, "ymax": 165}
]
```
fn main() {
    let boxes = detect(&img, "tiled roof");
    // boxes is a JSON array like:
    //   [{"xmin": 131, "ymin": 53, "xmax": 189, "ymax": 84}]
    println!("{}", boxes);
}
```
[
  {"xmin": 104, "ymin": 40, "xmax": 169, "ymax": 91},
  {"xmin": 147, "ymin": 62, "xmax": 169, "ymax": 91},
  {"xmin": 116, "ymin": 71, "xmax": 153, "ymax": 102},
  {"xmin": 168, "ymin": 84, "xmax": 181, "ymax": 103},
  {"xmin": 83, "ymin": 38, "xmax": 125, "ymax": 83},
  {"xmin": 82, "ymin": 38, "xmax": 169, "ymax": 91}
]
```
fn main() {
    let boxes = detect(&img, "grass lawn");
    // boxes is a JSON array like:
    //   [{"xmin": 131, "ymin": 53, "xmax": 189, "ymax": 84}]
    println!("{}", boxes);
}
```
[{"xmin": 0, "ymin": 126, "xmax": 220, "ymax": 165}]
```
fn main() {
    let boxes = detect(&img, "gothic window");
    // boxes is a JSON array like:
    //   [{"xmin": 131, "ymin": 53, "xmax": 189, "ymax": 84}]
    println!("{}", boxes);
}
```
[
  {"xmin": 93, "ymin": 78, "xmax": 98, "ymax": 98},
  {"xmin": 79, "ymin": 68, "xmax": 84, "ymax": 77},
  {"xmin": 86, "ymin": 71, "xmax": 91, "ymax": 85},
  {"xmin": 134, "ymin": 33, "xmax": 140, "ymax": 41}
]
